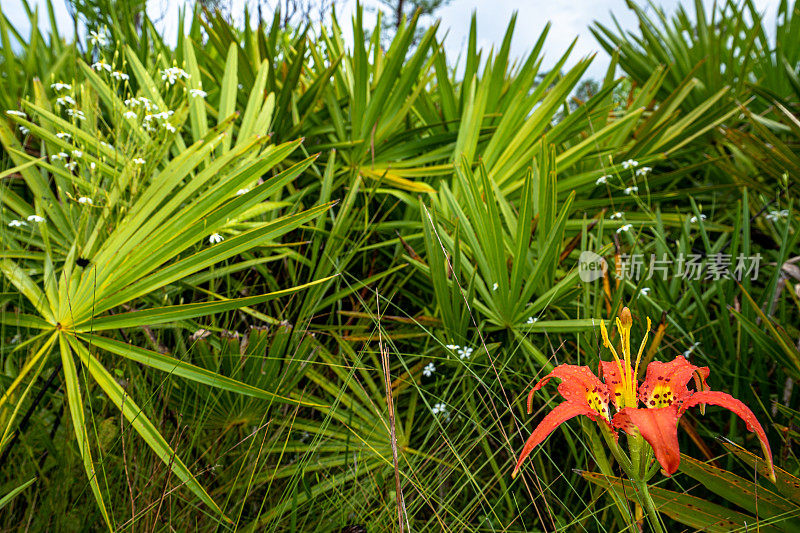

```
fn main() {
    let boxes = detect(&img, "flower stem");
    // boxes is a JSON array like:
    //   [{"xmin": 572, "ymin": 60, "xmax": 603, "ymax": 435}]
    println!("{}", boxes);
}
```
[{"xmin": 633, "ymin": 479, "xmax": 665, "ymax": 533}]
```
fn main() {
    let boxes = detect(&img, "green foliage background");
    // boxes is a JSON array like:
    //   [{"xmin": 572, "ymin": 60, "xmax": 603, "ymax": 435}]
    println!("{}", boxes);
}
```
[{"xmin": 0, "ymin": 0, "xmax": 798, "ymax": 531}]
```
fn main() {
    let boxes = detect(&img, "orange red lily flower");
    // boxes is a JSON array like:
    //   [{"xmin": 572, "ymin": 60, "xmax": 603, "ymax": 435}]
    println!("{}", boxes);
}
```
[{"xmin": 513, "ymin": 307, "xmax": 774, "ymax": 481}]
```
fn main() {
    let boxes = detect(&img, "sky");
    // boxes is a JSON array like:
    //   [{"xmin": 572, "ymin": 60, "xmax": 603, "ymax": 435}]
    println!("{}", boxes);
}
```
[{"xmin": 3, "ymin": 0, "xmax": 783, "ymax": 80}]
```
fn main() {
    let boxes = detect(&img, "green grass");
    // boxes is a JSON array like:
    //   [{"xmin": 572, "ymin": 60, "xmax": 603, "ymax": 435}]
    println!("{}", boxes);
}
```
[{"xmin": 0, "ymin": 0, "xmax": 799, "ymax": 531}]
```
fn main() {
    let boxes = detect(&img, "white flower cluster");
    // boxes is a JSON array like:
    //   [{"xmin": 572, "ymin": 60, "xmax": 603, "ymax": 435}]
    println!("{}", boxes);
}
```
[
  {"xmin": 56, "ymin": 95, "xmax": 76, "ymax": 107},
  {"xmin": 610, "ymin": 211, "xmax": 624, "ymax": 220},
  {"xmin": 765, "ymin": 210, "xmax": 789, "ymax": 221},
  {"xmin": 161, "ymin": 66, "xmax": 190, "ymax": 85},
  {"xmin": 624, "ymin": 186, "xmax": 639, "ymax": 195},
  {"xmin": 124, "ymin": 96, "xmax": 158, "ymax": 112},
  {"xmin": 422, "ymin": 362, "xmax": 436, "ymax": 377},
  {"xmin": 621, "ymin": 159, "xmax": 639, "ymax": 169},
  {"xmin": 616, "ymin": 223, "xmax": 633, "ymax": 234},
  {"xmin": 689, "ymin": 214, "xmax": 707, "ymax": 223},
  {"xmin": 8, "ymin": 219, "xmax": 27, "ymax": 227},
  {"xmin": 77, "ymin": 196, "xmax": 93, "ymax": 205},
  {"xmin": 445, "ymin": 344, "xmax": 473, "ymax": 360},
  {"xmin": 431, "ymin": 402, "xmax": 449, "ymax": 418},
  {"xmin": 110, "ymin": 71, "xmax": 130, "ymax": 81},
  {"xmin": 51, "ymin": 82, "xmax": 71, "ymax": 91},
  {"xmin": 635, "ymin": 166, "xmax": 652, "ymax": 177},
  {"xmin": 67, "ymin": 108, "xmax": 85, "ymax": 121},
  {"xmin": 89, "ymin": 29, "xmax": 110, "ymax": 47},
  {"xmin": 526, "ymin": 316, "xmax": 539, "ymax": 325},
  {"xmin": 189, "ymin": 88, "xmax": 207, "ymax": 98},
  {"xmin": 142, "ymin": 110, "xmax": 176, "ymax": 133},
  {"xmin": 595, "ymin": 174, "xmax": 609, "ymax": 185},
  {"xmin": 91, "ymin": 60, "xmax": 112, "ymax": 73},
  {"xmin": 209, "ymin": 232, "xmax": 224, "ymax": 244}
]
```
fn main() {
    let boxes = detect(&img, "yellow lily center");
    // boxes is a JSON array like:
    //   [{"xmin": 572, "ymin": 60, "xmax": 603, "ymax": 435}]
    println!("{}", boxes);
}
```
[
  {"xmin": 586, "ymin": 390, "xmax": 610, "ymax": 420},
  {"xmin": 600, "ymin": 307, "xmax": 652, "ymax": 409},
  {"xmin": 646, "ymin": 384, "xmax": 676, "ymax": 408}
]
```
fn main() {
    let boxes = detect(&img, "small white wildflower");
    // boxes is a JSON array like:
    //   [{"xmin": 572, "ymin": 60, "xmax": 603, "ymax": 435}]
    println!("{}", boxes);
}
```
[
  {"xmin": 10, "ymin": 334, "xmax": 21, "ymax": 344},
  {"xmin": 89, "ymin": 29, "xmax": 109, "ymax": 47},
  {"xmin": 616, "ymin": 223, "xmax": 633, "ymax": 234},
  {"xmin": 595, "ymin": 175, "xmax": 609, "ymax": 185},
  {"xmin": 139, "ymin": 97, "xmax": 155, "ymax": 111},
  {"xmin": 51, "ymin": 82, "xmax": 72, "ymax": 91},
  {"xmin": 163, "ymin": 122, "xmax": 176, "ymax": 133},
  {"xmin": 624, "ymin": 186, "xmax": 639, "ymax": 195},
  {"xmin": 610, "ymin": 211, "xmax": 624, "ymax": 220},
  {"xmin": 66, "ymin": 108, "xmax": 85, "ymax": 120},
  {"xmin": 209, "ymin": 232, "xmax": 224, "ymax": 244},
  {"xmin": 689, "ymin": 214, "xmax": 707, "ymax": 223},
  {"xmin": 621, "ymin": 159, "xmax": 639, "ymax": 169},
  {"xmin": 765, "ymin": 210, "xmax": 789, "ymax": 221},
  {"xmin": 526, "ymin": 316, "xmax": 539, "ymax": 325},
  {"xmin": 57, "ymin": 95, "xmax": 77, "ymax": 107},
  {"xmin": 161, "ymin": 66, "xmax": 190, "ymax": 85},
  {"xmin": 65, "ymin": 160, "xmax": 77, "ymax": 171},
  {"xmin": 237, "ymin": 83, "xmax": 243, "ymax": 89},
  {"xmin": 77, "ymin": 196, "xmax": 93, "ymax": 205},
  {"xmin": 639, "ymin": 287, "xmax": 650, "ymax": 297},
  {"xmin": 133, "ymin": 157, "xmax": 146, "ymax": 165},
  {"xmin": 236, "ymin": 188, "xmax": 250, "ymax": 196},
  {"xmin": 8, "ymin": 219, "xmax": 27, "ymax": 227},
  {"xmin": 422, "ymin": 362, "xmax": 436, "ymax": 377},
  {"xmin": 635, "ymin": 166, "xmax": 652, "ymax": 177},
  {"xmin": 91, "ymin": 60, "xmax": 112, "ymax": 72},
  {"xmin": 683, "ymin": 341, "xmax": 701, "ymax": 359},
  {"xmin": 71, "ymin": 150, "xmax": 83, "ymax": 158},
  {"xmin": 431, "ymin": 402, "xmax": 449, "ymax": 418},
  {"xmin": 6, "ymin": 110, "xmax": 26, "ymax": 118},
  {"xmin": 189, "ymin": 88, "xmax": 207, "ymax": 98},
  {"xmin": 27, "ymin": 214, "xmax": 45, "ymax": 223},
  {"xmin": 124, "ymin": 97, "xmax": 138, "ymax": 107},
  {"xmin": 19, "ymin": 126, "xmax": 30, "ymax": 135},
  {"xmin": 110, "ymin": 71, "xmax": 129, "ymax": 81},
  {"xmin": 457, "ymin": 346, "xmax": 473, "ymax": 360},
  {"xmin": 89, "ymin": 162, "xmax": 96, "ymax": 170},
  {"xmin": 56, "ymin": 132, "xmax": 71, "ymax": 141},
  {"xmin": 123, "ymin": 110, "xmax": 137, "ymax": 119},
  {"xmin": 445, "ymin": 344, "xmax": 459, "ymax": 350},
  {"xmin": 492, "ymin": 282, "xmax": 499, "ymax": 291}
]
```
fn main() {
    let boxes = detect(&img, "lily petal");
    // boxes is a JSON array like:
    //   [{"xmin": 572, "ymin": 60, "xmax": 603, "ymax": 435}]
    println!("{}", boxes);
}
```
[
  {"xmin": 639, "ymin": 356, "xmax": 709, "ymax": 407},
  {"xmin": 680, "ymin": 390, "xmax": 775, "ymax": 481},
  {"xmin": 528, "ymin": 364, "xmax": 608, "ymax": 414},
  {"xmin": 613, "ymin": 406, "xmax": 682, "ymax": 475},
  {"xmin": 513, "ymin": 402, "xmax": 599, "ymax": 478}
]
